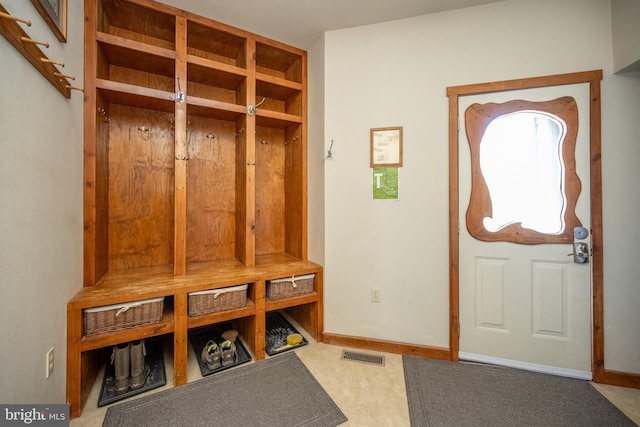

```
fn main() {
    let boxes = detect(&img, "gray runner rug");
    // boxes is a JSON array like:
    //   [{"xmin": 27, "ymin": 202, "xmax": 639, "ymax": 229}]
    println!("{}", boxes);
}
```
[
  {"xmin": 103, "ymin": 352, "xmax": 347, "ymax": 427},
  {"xmin": 403, "ymin": 355, "xmax": 635, "ymax": 426}
]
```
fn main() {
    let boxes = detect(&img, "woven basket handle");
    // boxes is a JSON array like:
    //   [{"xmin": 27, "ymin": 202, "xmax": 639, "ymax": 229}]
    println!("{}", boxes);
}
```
[{"xmin": 115, "ymin": 302, "xmax": 142, "ymax": 317}]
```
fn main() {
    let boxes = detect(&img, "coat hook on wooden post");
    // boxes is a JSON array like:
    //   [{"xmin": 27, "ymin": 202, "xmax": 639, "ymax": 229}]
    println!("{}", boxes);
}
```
[
  {"xmin": 97, "ymin": 107, "xmax": 109, "ymax": 123},
  {"xmin": 248, "ymin": 97, "xmax": 266, "ymax": 115},
  {"xmin": 0, "ymin": 11, "xmax": 31, "ymax": 27},
  {"xmin": 206, "ymin": 133, "xmax": 216, "ymax": 139},
  {"xmin": 284, "ymin": 135, "xmax": 299, "ymax": 145},
  {"xmin": 175, "ymin": 77, "xmax": 185, "ymax": 103},
  {"xmin": 21, "ymin": 36, "xmax": 48, "ymax": 48},
  {"xmin": 41, "ymin": 58, "xmax": 64, "ymax": 67},
  {"xmin": 138, "ymin": 125, "xmax": 149, "ymax": 132},
  {"xmin": 55, "ymin": 72, "xmax": 75, "ymax": 80}
]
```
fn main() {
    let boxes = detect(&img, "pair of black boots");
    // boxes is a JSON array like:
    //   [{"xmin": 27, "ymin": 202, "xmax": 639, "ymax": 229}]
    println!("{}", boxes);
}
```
[{"xmin": 111, "ymin": 339, "xmax": 150, "ymax": 395}]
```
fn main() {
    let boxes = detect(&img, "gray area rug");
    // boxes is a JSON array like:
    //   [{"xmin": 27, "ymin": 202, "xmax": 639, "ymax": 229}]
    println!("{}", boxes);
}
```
[
  {"xmin": 103, "ymin": 352, "xmax": 346, "ymax": 427},
  {"xmin": 403, "ymin": 355, "xmax": 635, "ymax": 426}
]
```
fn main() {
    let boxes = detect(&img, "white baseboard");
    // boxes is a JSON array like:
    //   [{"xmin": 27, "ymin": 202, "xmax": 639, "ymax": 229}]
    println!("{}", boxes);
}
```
[{"xmin": 458, "ymin": 352, "xmax": 593, "ymax": 381}]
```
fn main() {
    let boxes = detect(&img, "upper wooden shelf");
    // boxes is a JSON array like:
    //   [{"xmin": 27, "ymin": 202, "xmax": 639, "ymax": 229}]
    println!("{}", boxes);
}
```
[{"xmin": 96, "ymin": 79, "xmax": 176, "ymax": 112}]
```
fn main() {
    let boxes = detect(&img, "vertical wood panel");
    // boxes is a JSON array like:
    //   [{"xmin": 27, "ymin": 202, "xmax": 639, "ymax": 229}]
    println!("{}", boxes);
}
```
[
  {"xmin": 173, "ymin": 293, "xmax": 187, "ymax": 386},
  {"xmin": 285, "ymin": 124, "xmax": 304, "ymax": 259},
  {"xmin": 299, "ymin": 52, "xmax": 308, "ymax": 260},
  {"xmin": 235, "ymin": 116, "xmax": 249, "ymax": 264},
  {"xmin": 84, "ymin": 0, "xmax": 98, "ymax": 286},
  {"xmin": 66, "ymin": 308, "xmax": 82, "ymax": 418},
  {"xmin": 590, "ymin": 77, "xmax": 605, "ymax": 382},
  {"xmin": 186, "ymin": 118, "xmax": 236, "ymax": 262},
  {"xmin": 95, "ymin": 92, "xmax": 110, "ymax": 282},
  {"xmin": 174, "ymin": 16, "xmax": 187, "ymax": 275},
  {"xmin": 243, "ymin": 38, "xmax": 257, "ymax": 266},
  {"xmin": 254, "ymin": 280, "xmax": 266, "ymax": 360},
  {"xmin": 255, "ymin": 126, "xmax": 286, "ymax": 255},
  {"xmin": 448, "ymin": 93, "xmax": 460, "ymax": 361},
  {"xmin": 107, "ymin": 106, "xmax": 174, "ymax": 269}
]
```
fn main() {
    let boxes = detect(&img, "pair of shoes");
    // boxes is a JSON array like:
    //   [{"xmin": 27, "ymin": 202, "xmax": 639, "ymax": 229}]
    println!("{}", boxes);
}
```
[
  {"xmin": 201, "ymin": 330, "xmax": 239, "ymax": 370},
  {"xmin": 201, "ymin": 340, "xmax": 221, "ymax": 370},
  {"xmin": 111, "ymin": 339, "xmax": 151, "ymax": 395}
]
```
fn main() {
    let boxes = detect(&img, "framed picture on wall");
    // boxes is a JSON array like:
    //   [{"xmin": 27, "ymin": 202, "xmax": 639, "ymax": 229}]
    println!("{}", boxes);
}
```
[
  {"xmin": 370, "ymin": 126, "xmax": 403, "ymax": 167},
  {"xmin": 30, "ymin": 0, "xmax": 67, "ymax": 43}
]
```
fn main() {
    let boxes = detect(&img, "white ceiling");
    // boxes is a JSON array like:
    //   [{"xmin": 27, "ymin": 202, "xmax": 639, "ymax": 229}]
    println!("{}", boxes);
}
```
[{"xmin": 160, "ymin": 0, "xmax": 504, "ymax": 48}]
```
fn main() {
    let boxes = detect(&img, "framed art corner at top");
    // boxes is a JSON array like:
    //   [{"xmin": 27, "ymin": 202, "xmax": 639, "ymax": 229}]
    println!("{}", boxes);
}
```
[
  {"xmin": 371, "ymin": 126, "xmax": 403, "ymax": 167},
  {"xmin": 30, "ymin": 0, "xmax": 67, "ymax": 43}
]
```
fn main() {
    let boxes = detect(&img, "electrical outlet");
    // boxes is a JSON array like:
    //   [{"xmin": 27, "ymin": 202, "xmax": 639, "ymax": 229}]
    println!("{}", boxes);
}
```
[
  {"xmin": 371, "ymin": 288, "xmax": 381, "ymax": 303},
  {"xmin": 46, "ymin": 347, "xmax": 54, "ymax": 378}
]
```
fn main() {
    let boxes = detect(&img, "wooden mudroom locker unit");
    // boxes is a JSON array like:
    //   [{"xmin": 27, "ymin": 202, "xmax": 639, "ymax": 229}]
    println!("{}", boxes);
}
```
[{"xmin": 67, "ymin": 0, "xmax": 323, "ymax": 418}]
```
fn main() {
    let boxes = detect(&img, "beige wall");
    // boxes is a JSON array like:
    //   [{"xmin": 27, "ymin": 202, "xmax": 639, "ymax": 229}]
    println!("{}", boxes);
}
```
[
  {"xmin": 611, "ymin": 0, "xmax": 640, "ymax": 72},
  {"xmin": 0, "ymin": 3, "xmax": 84, "ymax": 403},
  {"xmin": 321, "ymin": 0, "xmax": 640, "ymax": 373}
]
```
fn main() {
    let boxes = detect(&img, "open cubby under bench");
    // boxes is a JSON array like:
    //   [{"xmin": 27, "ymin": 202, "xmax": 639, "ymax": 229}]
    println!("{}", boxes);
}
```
[{"xmin": 66, "ymin": 254, "xmax": 323, "ymax": 418}]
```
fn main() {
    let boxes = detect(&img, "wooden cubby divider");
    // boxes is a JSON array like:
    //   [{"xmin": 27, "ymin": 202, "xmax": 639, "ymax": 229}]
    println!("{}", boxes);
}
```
[{"xmin": 68, "ymin": 0, "xmax": 321, "ymax": 418}]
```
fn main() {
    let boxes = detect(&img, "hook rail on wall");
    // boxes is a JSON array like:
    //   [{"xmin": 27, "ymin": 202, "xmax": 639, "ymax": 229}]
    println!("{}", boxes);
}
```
[{"xmin": 0, "ymin": 3, "xmax": 77, "ymax": 98}]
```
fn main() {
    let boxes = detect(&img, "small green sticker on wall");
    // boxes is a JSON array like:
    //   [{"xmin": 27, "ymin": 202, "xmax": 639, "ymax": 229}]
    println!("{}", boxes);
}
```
[{"xmin": 373, "ymin": 167, "xmax": 398, "ymax": 200}]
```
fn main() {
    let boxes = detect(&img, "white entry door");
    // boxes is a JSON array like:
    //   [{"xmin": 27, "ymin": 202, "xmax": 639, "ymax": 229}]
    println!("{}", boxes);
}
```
[{"xmin": 458, "ymin": 84, "xmax": 593, "ymax": 379}]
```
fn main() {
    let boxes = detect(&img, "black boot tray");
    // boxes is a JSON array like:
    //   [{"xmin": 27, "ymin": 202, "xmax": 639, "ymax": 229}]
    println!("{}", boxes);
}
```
[{"xmin": 98, "ymin": 337, "xmax": 166, "ymax": 407}]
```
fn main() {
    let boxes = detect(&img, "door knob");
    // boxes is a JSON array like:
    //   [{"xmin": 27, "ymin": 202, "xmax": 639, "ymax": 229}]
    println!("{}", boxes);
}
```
[{"xmin": 569, "ymin": 242, "xmax": 589, "ymax": 264}]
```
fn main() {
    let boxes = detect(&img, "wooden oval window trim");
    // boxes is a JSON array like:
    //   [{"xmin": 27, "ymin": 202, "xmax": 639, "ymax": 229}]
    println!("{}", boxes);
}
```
[{"xmin": 465, "ymin": 96, "xmax": 581, "ymax": 244}]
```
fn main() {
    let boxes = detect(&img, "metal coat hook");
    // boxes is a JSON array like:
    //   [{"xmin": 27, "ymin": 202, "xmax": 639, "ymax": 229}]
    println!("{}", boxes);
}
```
[
  {"xmin": 261, "ymin": 139, "xmax": 268, "ymax": 144},
  {"xmin": 284, "ymin": 135, "xmax": 299, "ymax": 145},
  {"xmin": 206, "ymin": 133, "xmax": 216, "ymax": 139},
  {"xmin": 138, "ymin": 125, "xmax": 149, "ymax": 132},
  {"xmin": 248, "ymin": 97, "xmax": 266, "ymax": 115},
  {"xmin": 97, "ymin": 107, "xmax": 109, "ymax": 123},
  {"xmin": 326, "ymin": 140, "xmax": 334, "ymax": 159},
  {"xmin": 175, "ymin": 78, "xmax": 185, "ymax": 103}
]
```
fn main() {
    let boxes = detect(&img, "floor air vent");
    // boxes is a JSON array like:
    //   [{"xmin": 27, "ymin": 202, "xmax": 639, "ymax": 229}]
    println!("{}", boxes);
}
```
[{"xmin": 341, "ymin": 350, "xmax": 385, "ymax": 366}]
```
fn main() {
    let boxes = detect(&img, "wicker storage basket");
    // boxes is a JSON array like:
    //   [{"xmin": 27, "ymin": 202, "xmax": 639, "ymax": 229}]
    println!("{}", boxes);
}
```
[
  {"xmin": 83, "ymin": 297, "xmax": 164, "ymax": 336},
  {"xmin": 266, "ymin": 274, "xmax": 315, "ymax": 300},
  {"xmin": 188, "ymin": 284, "xmax": 248, "ymax": 316}
]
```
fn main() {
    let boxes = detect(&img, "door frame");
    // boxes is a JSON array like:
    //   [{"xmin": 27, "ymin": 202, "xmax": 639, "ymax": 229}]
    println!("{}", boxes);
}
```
[{"xmin": 446, "ymin": 70, "xmax": 605, "ymax": 381}]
